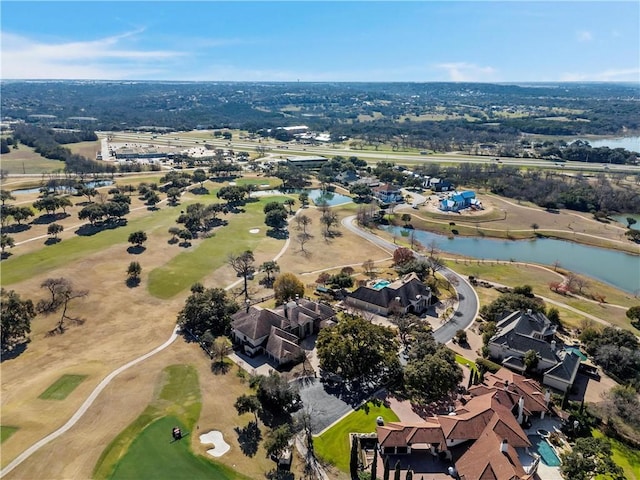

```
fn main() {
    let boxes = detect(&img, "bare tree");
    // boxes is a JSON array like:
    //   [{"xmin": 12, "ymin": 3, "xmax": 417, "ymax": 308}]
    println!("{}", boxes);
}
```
[
  {"xmin": 297, "ymin": 232, "xmax": 312, "ymax": 254},
  {"xmin": 228, "ymin": 250, "xmax": 255, "ymax": 300},
  {"xmin": 426, "ymin": 239, "xmax": 439, "ymax": 258},
  {"xmin": 362, "ymin": 259, "xmax": 376, "ymax": 278},
  {"xmin": 295, "ymin": 214, "xmax": 312, "ymax": 234},
  {"xmin": 36, "ymin": 278, "xmax": 88, "ymax": 335},
  {"xmin": 573, "ymin": 276, "xmax": 590, "ymax": 294}
]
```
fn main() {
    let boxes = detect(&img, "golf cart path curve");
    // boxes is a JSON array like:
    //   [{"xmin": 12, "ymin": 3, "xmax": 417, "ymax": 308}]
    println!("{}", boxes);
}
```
[{"xmin": 0, "ymin": 326, "xmax": 179, "ymax": 478}]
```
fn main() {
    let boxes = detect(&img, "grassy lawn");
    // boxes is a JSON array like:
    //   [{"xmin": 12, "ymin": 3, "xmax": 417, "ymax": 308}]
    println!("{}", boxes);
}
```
[
  {"xmin": 147, "ymin": 195, "xmax": 288, "ymax": 299},
  {"xmin": 592, "ymin": 429, "xmax": 640, "ymax": 480},
  {"xmin": 109, "ymin": 416, "xmax": 244, "ymax": 480},
  {"xmin": 454, "ymin": 354, "xmax": 478, "ymax": 373},
  {"xmin": 1, "ymin": 426, "xmax": 18, "ymax": 443},
  {"xmin": 95, "ymin": 364, "xmax": 246, "ymax": 480},
  {"xmin": 38, "ymin": 374, "xmax": 88, "ymax": 400},
  {"xmin": 314, "ymin": 401, "xmax": 399, "ymax": 472},
  {"xmin": 0, "ymin": 145, "xmax": 66, "ymax": 174}
]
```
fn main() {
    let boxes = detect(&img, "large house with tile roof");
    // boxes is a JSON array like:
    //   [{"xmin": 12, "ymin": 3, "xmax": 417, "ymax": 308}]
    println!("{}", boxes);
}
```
[
  {"xmin": 487, "ymin": 310, "xmax": 580, "ymax": 393},
  {"xmin": 345, "ymin": 273, "xmax": 432, "ymax": 317},
  {"xmin": 231, "ymin": 298, "xmax": 336, "ymax": 366},
  {"xmin": 376, "ymin": 368, "xmax": 549, "ymax": 479}
]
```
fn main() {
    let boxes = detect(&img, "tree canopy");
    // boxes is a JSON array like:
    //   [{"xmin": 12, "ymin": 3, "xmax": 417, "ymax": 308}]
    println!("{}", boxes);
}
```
[
  {"xmin": 316, "ymin": 314, "xmax": 400, "ymax": 383},
  {"xmin": 273, "ymin": 273, "xmax": 305, "ymax": 305},
  {"xmin": 1, "ymin": 288, "xmax": 35, "ymax": 353},
  {"xmin": 177, "ymin": 286, "xmax": 238, "ymax": 337}
]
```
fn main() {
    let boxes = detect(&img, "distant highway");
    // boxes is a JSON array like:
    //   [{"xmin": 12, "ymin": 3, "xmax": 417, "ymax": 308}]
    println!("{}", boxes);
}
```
[{"xmin": 103, "ymin": 131, "xmax": 640, "ymax": 174}]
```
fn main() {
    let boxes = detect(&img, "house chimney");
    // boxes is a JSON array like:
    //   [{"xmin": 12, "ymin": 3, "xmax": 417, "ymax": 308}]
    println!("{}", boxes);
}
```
[
  {"xmin": 551, "ymin": 340, "xmax": 556, "ymax": 351},
  {"xmin": 284, "ymin": 303, "xmax": 288, "ymax": 319},
  {"xmin": 295, "ymin": 294, "xmax": 299, "ymax": 305},
  {"xmin": 245, "ymin": 299, "xmax": 251, "ymax": 313},
  {"xmin": 526, "ymin": 308, "xmax": 532, "ymax": 315},
  {"xmin": 500, "ymin": 439, "xmax": 509, "ymax": 454},
  {"xmin": 544, "ymin": 389, "xmax": 551, "ymax": 405},
  {"xmin": 517, "ymin": 396, "xmax": 525, "ymax": 424},
  {"xmin": 504, "ymin": 380, "xmax": 509, "ymax": 390}
]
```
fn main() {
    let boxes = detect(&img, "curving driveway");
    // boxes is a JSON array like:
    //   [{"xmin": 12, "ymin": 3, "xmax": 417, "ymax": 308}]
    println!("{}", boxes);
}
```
[{"xmin": 341, "ymin": 215, "xmax": 479, "ymax": 344}]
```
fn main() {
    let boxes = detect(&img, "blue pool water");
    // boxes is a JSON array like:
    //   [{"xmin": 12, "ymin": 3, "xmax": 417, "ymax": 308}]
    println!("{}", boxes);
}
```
[
  {"xmin": 528, "ymin": 435, "xmax": 561, "ymax": 467},
  {"xmin": 564, "ymin": 346, "xmax": 587, "ymax": 361},
  {"xmin": 372, "ymin": 280, "xmax": 391, "ymax": 290}
]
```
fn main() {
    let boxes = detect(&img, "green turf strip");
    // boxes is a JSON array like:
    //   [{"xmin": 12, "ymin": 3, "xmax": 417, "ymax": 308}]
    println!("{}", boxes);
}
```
[
  {"xmin": 109, "ymin": 416, "xmax": 241, "ymax": 480},
  {"xmin": 1, "ymin": 426, "xmax": 19, "ymax": 443},
  {"xmin": 38, "ymin": 374, "xmax": 87, "ymax": 400}
]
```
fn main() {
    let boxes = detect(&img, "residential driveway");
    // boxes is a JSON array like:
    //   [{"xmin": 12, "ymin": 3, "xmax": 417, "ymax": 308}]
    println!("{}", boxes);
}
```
[
  {"xmin": 341, "ymin": 215, "xmax": 479, "ymax": 344},
  {"xmin": 291, "ymin": 377, "xmax": 355, "ymax": 434}
]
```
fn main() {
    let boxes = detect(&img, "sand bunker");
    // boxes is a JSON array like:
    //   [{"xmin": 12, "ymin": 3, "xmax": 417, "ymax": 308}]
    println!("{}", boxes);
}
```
[
  {"xmin": 249, "ymin": 228, "xmax": 260, "ymax": 234},
  {"xmin": 199, "ymin": 430, "xmax": 230, "ymax": 457}
]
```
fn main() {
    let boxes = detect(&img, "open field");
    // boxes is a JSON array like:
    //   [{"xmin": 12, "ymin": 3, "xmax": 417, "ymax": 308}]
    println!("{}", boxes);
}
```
[
  {"xmin": 66, "ymin": 140, "xmax": 101, "ymax": 160},
  {"xmin": 314, "ymin": 400, "xmax": 399, "ymax": 474},
  {"xmin": 0, "ymin": 145, "xmax": 66, "ymax": 174},
  {"xmin": 38, "ymin": 374, "xmax": 88, "ymax": 400}
]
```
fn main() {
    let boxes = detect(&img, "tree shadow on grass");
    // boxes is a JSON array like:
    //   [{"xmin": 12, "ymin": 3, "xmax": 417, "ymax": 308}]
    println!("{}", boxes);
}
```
[
  {"xmin": 75, "ymin": 219, "xmax": 126, "ymax": 236},
  {"xmin": 127, "ymin": 245, "xmax": 146, "ymax": 255},
  {"xmin": 3, "ymin": 224, "xmax": 30, "ymax": 234},
  {"xmin": 211, "ymin": 360, "xmax": 231, "ymax": 375},
  {"xmin": 32, "ymin": 212, "xmax": 69, "ymax": 225},
  {"xmin": 44, "ymin": 238, "xmax": 61, "ymax": 246},
  {"xmin": 234, "ymin": 421, "xmax": 261, "ymax": 457},
  {"xmin": 266, "ymin": 228, "xmax": 289, "ymax": 239},
  {"xmin": 1, "ymin": 252, "xmax": 13, "ymax": 260},
  {"xmin": 0, "ymin": 342, "xmax": 28, "ymax": 363}
]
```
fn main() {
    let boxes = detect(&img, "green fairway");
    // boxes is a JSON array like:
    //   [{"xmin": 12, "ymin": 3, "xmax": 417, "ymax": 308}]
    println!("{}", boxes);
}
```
[
  {"xmin": 147, "ymin": 195, "xmax": 289, "ymax": 299},
  {"xmin": 38, "ymin": 374, "xmax": 88, "ymax": 400},
  {"xmin": 94, "ymin": 364, "xmax": 247, "ymax": 479},
  {"xmin": 314, "ymin": 401, "xmax": 399, "ymax": 472},
  {"xmin": 592, "ymin": 429, "xmax": 640, "ymax": 480},
  {"xmin": 1, "ymin": 426, "xmax": 18, "ymax": 443},
  {"xmin": 109, "ymin": 416, "xmax": 242, "ymax": 480}
]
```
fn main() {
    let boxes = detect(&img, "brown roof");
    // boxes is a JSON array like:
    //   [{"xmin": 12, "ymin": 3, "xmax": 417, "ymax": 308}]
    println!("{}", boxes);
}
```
[
  {"xmin": 232, "ymin": 306, "xmax": 285, "ymax": 340},
  {"xmin": 474, "ymin": 368, "xmax": 549, "ymax": 416},
  {"xmin": 264, "ymin": 327, "xmax": 302, "ymax": 364},
  {"xmin": 377, "ymin": 422, "xmax": 447, "ymax": 450},
  {"xmin": 457, "ymin": 431, "xmax": 532, "ymax": 480}
]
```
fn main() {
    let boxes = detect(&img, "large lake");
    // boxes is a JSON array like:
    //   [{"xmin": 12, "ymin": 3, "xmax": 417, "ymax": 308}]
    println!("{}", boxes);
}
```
[
  {"xmin": 581, "ymin": 135, "xmax": 640, "ymax": 153},
  {"xmin": 384, "ymin": 226, "xmax": 640, "ymax": 294}
]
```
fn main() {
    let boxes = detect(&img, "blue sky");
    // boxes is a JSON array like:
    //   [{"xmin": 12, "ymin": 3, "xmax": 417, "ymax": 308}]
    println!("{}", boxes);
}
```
[{"xmin": 1, "ymin": 1, "xmax": 638, "ymax": 82}]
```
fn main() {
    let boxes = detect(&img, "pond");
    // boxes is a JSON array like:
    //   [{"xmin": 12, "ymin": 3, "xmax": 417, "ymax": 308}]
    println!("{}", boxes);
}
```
[
  {"xmin": 582, "ymin": 135, "xmax": 640, "ymax": 153},
  {"xmin": 383, "ymin": 226, "xmax": 640, "ymax": 294},
  {"xmin": 308, "ymin": 189, "xmax": 352, "ymax": 206},
  {"xmin": 12, "ymin": 180, "xmax": 114, "ymax": 195},
  {"xmin": 611, "ymin": 214, "xmax": 640, "ymax": 231}
]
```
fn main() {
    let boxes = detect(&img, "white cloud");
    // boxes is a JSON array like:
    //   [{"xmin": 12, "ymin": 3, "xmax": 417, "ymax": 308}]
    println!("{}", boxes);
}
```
[
  {"xmin": 434, "ymin": 62, "xmax": 497, "ymax": 82},
  {"xmin": 577, "ymin": 30, "xmax": 593, "ymax": 42},
  {"xmin": 0, "ymin": 30, "xmax": 185, "ymax": 79},
  {"xmin": 560, "ymin": 67, "xmax": 640, "ymax": 82}
]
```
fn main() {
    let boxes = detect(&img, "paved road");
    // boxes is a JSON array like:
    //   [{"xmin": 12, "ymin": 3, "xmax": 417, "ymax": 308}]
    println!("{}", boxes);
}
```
[{"xmin": 341, "ymin": 215, "xmax": 479, "ymax": 344}]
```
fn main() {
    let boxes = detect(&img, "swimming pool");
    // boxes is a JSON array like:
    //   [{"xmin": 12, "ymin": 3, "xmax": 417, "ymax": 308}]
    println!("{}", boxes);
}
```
[
  {"xmin": 528, "ymin": 435, "xmax": 561, "ymax": 467},
  {"xmin": 372, "ymin": 280, "xmax": 391, "ymax": 290},
  {"xmin": 563, "ymin": 346, "xmax": 587, "ymax": 361}
]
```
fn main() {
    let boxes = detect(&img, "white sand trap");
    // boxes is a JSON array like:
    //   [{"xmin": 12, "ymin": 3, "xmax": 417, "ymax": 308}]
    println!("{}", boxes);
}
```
[
  {"xmin": 249, "ymin": 228, "xmax": 260, "ymax": 234},
  {"xmin": 228, "ymin": 181, "xmax": 237, "ymax": 186},
  {"xmin": 200, "ymin": 430, "xmax": 230, "ymax": 457}
]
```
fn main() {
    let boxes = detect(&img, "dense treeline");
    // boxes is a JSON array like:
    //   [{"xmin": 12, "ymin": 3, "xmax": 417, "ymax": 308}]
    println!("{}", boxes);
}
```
[
  {"xmin": 2, "ymin": 81, "xmax": 638, "ymax": 141},
  {"xmin": 11, "ymin": 125, "xmax": 112, "ymax": 174}
]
